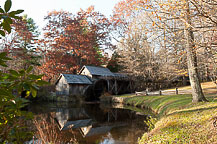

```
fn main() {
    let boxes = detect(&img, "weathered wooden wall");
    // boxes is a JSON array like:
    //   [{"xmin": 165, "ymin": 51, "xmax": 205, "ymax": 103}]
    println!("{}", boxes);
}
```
[
  {"xmin": 69, "ymin": 84, "xmax": 90, "ymax": 96},
  {"xmin": 56, "ymin": 76, "xmax": 69, "ymax": 95},
  {"xmin": 80, "ymin": 68, "xmax": 92, "ymax": 78}
]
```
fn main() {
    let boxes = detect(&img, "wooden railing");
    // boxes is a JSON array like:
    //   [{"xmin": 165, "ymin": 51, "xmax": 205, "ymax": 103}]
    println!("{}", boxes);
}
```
[{"xmin": 135, "ymin": 88, "xmax": 192, "ymax": 96}]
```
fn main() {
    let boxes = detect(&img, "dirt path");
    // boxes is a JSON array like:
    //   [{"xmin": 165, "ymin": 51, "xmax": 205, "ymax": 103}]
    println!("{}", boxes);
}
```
[
  {"xmin": 164, "ymin": 82, "xmax": 217, "ymax": 95},
  {"xmin": 136, "ymin": 82, "xmax": 217, "ymax": 96}
]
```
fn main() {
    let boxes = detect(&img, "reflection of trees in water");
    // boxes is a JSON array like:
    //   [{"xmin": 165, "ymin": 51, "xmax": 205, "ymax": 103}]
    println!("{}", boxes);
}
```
[
  {"xmin": 84, "ymin": 104, "xmax": 147, "ymax": 123},
  {"xmin": 100, "ymin": 109, "xmax": 149, "ymax": 143},
  {"xmin": 0, "ymin": 117, "xmax": 33, "ymax": 143},
  {"xmin": 110, "ymin": 118, "xmax": 148, "ymax": 143},
  {"xmin": 29, "ymin": 103, "xmax": 150, "ymax": 144},
  {"xmin": 33, "ymin": 113, "xmax": 78, "ymax": 144}
]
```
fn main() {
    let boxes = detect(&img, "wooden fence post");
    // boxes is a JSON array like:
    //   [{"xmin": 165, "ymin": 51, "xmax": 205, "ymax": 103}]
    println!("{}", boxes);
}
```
[
  {"xmin": 176, "ymin": 88, "xmax": 178, "ymax": 95},
  {"xmin": 146, "ymin": 88, "xmax": 149, "ymax": 96},
  {"xmin": 115, "ymin": 80, "xmax": 118, "ymax": 95}
]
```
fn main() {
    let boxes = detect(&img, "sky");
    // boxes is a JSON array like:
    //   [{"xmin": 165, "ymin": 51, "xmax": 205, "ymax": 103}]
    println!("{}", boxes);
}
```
[{"xmin": 0, "ymin": 0, "xmax": 120, "ymax": 30}]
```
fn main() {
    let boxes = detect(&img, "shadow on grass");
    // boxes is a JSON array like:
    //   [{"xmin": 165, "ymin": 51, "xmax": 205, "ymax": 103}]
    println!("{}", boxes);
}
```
[
  {"xmin": 158, "ymin": 98, "xmax": 192, "ymax": 116},
  {"xmin": 207, "ymin": 95, "xmax": 217, "ymax": 102},
  {"xmin": 141, "ymin": 95, "xmax": 191, "ymax": 114},
  {"xmin": 168, "ymin": 105, "xmax": 217, "ymax": 116},
  {"xmin": 123, "ymin": 94, "xmax": 217, "ymax": 117},
  {"xmin": 158, "ymin": 95, "xmax": 217, "ymax": 116}
]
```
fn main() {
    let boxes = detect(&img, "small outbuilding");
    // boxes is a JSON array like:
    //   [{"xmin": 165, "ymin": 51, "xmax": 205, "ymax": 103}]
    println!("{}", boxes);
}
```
[{"xmin": 55, "ymin": 74, "xmax": 92, "ymax": 97}]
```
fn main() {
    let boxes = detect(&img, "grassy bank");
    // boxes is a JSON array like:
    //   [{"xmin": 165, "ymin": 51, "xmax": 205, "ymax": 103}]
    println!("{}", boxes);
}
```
[{"xmin": 117, "ymin": 93, "xmax": 217, "ymax": 143}]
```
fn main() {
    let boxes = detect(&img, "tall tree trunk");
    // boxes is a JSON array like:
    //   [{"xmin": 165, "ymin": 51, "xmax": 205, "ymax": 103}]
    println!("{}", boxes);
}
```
[{"xmin": 184, "ymin": 0, "xmax": 208, "ymax": 102}]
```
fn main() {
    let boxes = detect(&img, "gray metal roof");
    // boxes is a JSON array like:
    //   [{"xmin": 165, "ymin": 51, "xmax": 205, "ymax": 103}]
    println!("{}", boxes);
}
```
[
  {"xmin": 113, "ymin": 73, "xmax": 128, "ymax": 78},
  {"xmin": 59, "ymin": 119, "xmax": 93, "ymax": 131},
  {"xmin": 81, "ymin": 66, "xmax": 115, "ymax": 77},
  {"xmin": 62, "ymin": 74, "xmax": 92, "ymax": 84}
]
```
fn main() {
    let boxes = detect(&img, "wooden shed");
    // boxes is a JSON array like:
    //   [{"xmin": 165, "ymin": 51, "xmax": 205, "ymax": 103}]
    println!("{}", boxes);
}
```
[{"xmin": 55, "ymin": 74, "xmax": 92, "ymax": 96}]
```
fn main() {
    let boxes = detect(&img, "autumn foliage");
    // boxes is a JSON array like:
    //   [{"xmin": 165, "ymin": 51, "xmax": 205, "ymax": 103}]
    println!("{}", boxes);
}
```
[
  {"xmin": 0, "ymin": 17, "xmax": 40, "ymax": 71},
  {"xmin": 39, "ymin": 6, "xmax": 113, "ymax": 81}
]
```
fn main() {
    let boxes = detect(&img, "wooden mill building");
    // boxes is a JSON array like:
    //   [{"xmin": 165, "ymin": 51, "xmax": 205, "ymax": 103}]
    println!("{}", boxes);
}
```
[
  {"xmin": 79, "ymin": 65, "xmax": 115, "ymax": 79},
  {"xmin": 55, "ymin": 74, "xmax": 92, "ymax": 101},
  {"xmin": 56, "ymin": 66, "xmax": 134, "ymax": 101}
]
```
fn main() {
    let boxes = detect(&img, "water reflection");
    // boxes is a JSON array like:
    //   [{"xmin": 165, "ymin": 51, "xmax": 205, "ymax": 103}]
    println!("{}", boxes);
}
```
[{"xmin": 29, "ymin": 102, "xmax": 150, "ymax": 144}]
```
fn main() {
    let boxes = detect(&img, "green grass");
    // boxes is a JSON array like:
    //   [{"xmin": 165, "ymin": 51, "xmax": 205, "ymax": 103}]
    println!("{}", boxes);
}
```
[
  {"xmin": 115, "ymin": 94, "xmax": 217, "ymax": 143},
  {"xmin": 122, "ymin": 94, "xmax": 216, "ymax": 116},
  {"xmin": 123, "ymin": 105, "xmax": 155, "ymax": 116}
]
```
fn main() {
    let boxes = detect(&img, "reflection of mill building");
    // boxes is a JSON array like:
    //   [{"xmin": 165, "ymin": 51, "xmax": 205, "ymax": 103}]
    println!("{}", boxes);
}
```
[
  {"xmin": 55, "ymin": 65, "xmax": 134, "ymax": 101},
  {"xmin": 55, "ymin": 106, "xmax": 130, "ymax": 138}
]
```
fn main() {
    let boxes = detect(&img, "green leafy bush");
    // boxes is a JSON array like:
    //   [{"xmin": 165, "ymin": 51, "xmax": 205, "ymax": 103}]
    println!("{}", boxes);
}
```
[{"xmin": 0, "ymin": 0, "xmax": 49, "ymax": 142}]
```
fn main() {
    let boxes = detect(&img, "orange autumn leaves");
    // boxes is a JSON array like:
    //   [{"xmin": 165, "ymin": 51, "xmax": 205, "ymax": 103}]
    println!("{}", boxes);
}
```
[{"xmin": 39, "ymin": 6, "xmax": 112, "ymax": 81}]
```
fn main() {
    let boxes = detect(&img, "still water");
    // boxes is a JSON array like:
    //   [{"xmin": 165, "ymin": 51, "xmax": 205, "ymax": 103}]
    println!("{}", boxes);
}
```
[{"xmin": 28, "ymin": 102, "xmax": 151, "ymax": 144}]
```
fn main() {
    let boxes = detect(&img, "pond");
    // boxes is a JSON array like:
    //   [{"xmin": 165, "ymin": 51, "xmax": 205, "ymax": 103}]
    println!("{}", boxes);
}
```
[{"xmin": 27, "ymin": 102, "xmax": 152, "ymax": 144}]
